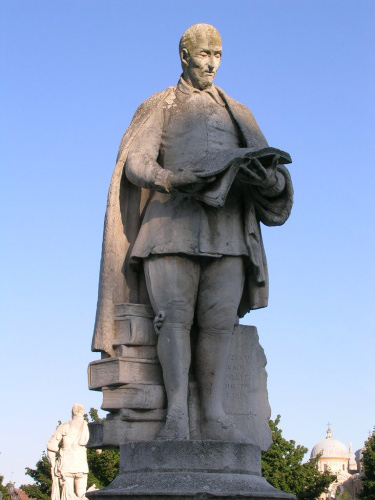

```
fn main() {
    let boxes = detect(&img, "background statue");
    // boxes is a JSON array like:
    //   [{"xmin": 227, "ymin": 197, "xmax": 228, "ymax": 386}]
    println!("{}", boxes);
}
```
[
  {"xmin": 91, "ymin": 23, "xmax": 293, "ymax": 442},
  {"xmin": 47, "ymin": 404, "xmax": 89, "ymax": 500}
]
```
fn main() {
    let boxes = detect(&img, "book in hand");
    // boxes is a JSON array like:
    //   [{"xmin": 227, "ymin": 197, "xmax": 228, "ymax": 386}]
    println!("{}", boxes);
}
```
[{"xmin": 192, "ymin": 147, "xmax": 292, "ymax": 208}]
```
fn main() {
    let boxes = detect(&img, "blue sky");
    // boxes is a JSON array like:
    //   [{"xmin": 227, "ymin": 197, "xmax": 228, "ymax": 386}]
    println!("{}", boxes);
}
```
[{"xmin": 1, "ymin": 0, "xmax": 374, "ymax": 486}]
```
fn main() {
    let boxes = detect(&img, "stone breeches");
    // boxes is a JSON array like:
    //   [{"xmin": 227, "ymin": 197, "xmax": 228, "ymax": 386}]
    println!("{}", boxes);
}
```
[
  {"xmin": 144, "ymin": 254, "xmax": 245, "ymax": 331},
  {"xmin": 63, "ymin": 472, "xmax": 87, "ymax": 478}
]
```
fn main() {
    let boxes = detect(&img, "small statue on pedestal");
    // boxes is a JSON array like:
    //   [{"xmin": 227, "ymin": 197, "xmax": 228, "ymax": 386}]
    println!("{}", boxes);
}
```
[{"xmin": 47, "ymin": 404, "xmax": 89, "ymax": 500}]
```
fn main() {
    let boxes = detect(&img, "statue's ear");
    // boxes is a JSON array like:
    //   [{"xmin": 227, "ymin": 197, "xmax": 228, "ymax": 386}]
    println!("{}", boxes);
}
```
[{"xmin": 180, "ymin": 48, "xmax": 190, "ymax": 68}]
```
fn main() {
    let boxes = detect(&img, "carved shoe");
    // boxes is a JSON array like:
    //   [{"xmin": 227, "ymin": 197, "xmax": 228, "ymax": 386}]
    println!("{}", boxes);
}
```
[
  {"xmin": 200, "ymin": 416, "xmax": 251, "ymax": 443},
  {"xmin": 156, "ymin": 409, "xmax": 189, "ymax": 441}
]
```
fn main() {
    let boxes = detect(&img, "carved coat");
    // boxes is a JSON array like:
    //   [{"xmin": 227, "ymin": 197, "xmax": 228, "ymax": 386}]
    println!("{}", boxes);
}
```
[
  {"xmin": 92, "ymin": 85, "xmax": 293, "ymax": 356},
  {"xmin": 47, "ymin": 419, "xmax": 89, "ymax": 474}
]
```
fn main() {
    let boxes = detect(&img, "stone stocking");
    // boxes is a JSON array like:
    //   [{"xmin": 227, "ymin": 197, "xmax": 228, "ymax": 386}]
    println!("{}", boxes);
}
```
[
  {"xmin": 156, "ymin": 323, "xmax": 191, "ymax": 440},
  {"xmin": 195, "ymin": 329, "xmax": 232, "ymax": 425}
]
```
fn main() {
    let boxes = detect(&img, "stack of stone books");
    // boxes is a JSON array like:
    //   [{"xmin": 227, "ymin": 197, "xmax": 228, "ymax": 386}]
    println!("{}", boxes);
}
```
[{"xmin": 88, "ymin": 303, "xmax": 167, "ymax": 446}]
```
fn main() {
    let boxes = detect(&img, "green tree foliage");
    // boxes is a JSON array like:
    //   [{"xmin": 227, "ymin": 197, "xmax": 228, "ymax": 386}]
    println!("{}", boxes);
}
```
[
  {"xmin": 87, "ymin": 449, "xmax": 119, "ymax": 489},
  {"xmin": 21, "ymin": 453, "xmax": 51, "ymax": 500},
  {"xmin": 85, "ymin": 407, "xmax": 120, "ymax": 489},
  {"xmin": 20, "ymin": 409, "xmax": 119, "ymax": 497},
  {"xmin": 85, "ymin": 408, "xmax": 102, "ymax": 423},
  {"xmin": 359, "ymin": 428, "xmax": 375, "ymax": 499},
  {"xmin": 262, "ymin": 415, "xmax": 336, "ymax": 500},
  {"xmin": 0, "ymin": 475, "xmax": 11, "ymax": 500},
  {"xmin": 19, "ymin": 483, "xmax": 47, "ymax": 500},
  {"xmin": 339, "ymin": 492, "xmax": 352, "ymax": 500}
]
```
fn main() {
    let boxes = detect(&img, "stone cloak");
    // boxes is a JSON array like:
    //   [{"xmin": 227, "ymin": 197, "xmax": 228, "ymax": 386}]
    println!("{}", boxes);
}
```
[{"xmin": 92, "ymin": 86, "xmax": 293, "ymax": 356}]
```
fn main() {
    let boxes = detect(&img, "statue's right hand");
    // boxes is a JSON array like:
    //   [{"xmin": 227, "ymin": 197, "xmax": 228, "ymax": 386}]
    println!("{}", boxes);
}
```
[{"xmin": 170, "ymin": 171, "xmax": 215, "ymax": 192}]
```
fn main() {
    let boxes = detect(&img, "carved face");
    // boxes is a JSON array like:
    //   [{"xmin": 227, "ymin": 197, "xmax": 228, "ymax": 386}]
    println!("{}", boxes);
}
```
[{"xmin": 183, "ymin": 34, "xmax": 222, "ymax": 90}]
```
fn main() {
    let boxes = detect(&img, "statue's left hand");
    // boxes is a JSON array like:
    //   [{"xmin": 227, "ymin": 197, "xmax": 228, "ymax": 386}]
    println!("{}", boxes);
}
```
[{"xmin": 239, "ymin": 154, "xmax": 279, "ymax": 189}]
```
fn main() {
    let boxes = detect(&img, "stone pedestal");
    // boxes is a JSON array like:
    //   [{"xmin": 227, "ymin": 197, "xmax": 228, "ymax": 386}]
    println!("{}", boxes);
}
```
[{"xmin": 86, "ymin": 441, "xmax": 294, "ymax": 499}]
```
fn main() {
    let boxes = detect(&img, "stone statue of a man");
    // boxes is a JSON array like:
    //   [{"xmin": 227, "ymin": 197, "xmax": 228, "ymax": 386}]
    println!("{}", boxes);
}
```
[
  {"xmin": 47, "ymin": 404, "xmax": 89, "ymax": 499},
  {"xmin": 92, "ymin": 24, "xmax": 293, "ymax": 442}
]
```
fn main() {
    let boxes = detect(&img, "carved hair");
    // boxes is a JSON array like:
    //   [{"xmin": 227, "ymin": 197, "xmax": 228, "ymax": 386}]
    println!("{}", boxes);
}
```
[
  {"xmin": 179, "ymin": 24, "xmax": 222, "ymax": 58},
  {"xmin": 72, "ymin": 403, "xmax": 85, "ymax": 417}
]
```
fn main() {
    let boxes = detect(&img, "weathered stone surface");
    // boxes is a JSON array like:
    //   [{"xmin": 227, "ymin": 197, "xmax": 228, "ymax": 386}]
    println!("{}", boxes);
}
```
[
  {"xmin": 114, "ymin": 345, "xmax": 158, "ymax": 360},
  {"xmin": 87, "ymin": 473, "xmax": 295, "ymax": 499},
  {"xmin": 88, "ymin": 420, "xmax": 166, "ymax": 448},
  {"xmin": 102, "ymin": 417, "xmax": 164, "ymax": 446},
  {"xmin": 121, "ymin": 441, "xmax": 261, "ymax": 475},
  {"xmin": 187, "ymin": 381, "xmax": 201, "ymax": 439},
  {"xmin": 223, "ymin": 325, "xmax": 272, "ymax": 451},
  {"xmin": 87, "ymin": 422, "xmax": 103, "ymax": 448},
  {"xmin": 101, "ymin": 384, "xmax": 166, "ymax": 410},
  {"xmin": 114, "ymin": 303, "xmax": 154, "ymax": 319},
  {"xmin": 86, "ymin": 441, "xmax": 295, "ymax": 499},
  {"xmin": 119, "ymin": 408, "xmax": 166, "ymax": 421},
  {"xmin": 114, "ymin": 316, "xmax": 157, "ymax": 346},
  {"xmin": 90, "ymin": 326, "xmax": 271, "ymax": 447},
  {"xmin": 88, "ymin": 358, "xmax": 163, "ymax": 390}
]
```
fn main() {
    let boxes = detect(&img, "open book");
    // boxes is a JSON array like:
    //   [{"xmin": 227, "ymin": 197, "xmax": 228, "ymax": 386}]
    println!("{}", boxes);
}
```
[{"xmin": 190, "ymin": 147, "xmax": 292, "ymax": 208}]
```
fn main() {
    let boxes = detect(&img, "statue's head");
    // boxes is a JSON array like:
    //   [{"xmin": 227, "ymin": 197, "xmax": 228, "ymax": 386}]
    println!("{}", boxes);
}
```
[
  {"xmin": 72, "ymin": 403, "xmax": 85, "ymax": 417},
  {"xmin": 179, "ymin": 24, "xmax": 222, "ymax": 90}
]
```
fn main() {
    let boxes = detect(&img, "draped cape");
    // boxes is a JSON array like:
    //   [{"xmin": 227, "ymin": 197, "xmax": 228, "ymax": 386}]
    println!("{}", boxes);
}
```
[{"xmin": 92, "ymin": 87, "xmax": 293, "ymax": 356}]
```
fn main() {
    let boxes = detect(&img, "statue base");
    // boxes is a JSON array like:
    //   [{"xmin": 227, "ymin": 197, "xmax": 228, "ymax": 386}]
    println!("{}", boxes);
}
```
[
  {"xmin": 86, "ymin": 440, "xmax": 295, "ymax": 499},
  {"xmin": 88, "ymin": 323, "xmax": 273, "ymax": 452}
]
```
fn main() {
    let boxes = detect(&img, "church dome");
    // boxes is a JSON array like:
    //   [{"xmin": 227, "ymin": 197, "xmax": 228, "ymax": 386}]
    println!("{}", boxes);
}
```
[{"xmin": 310, "ymin": 428, "xmax": 349, "ymax": 459}]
